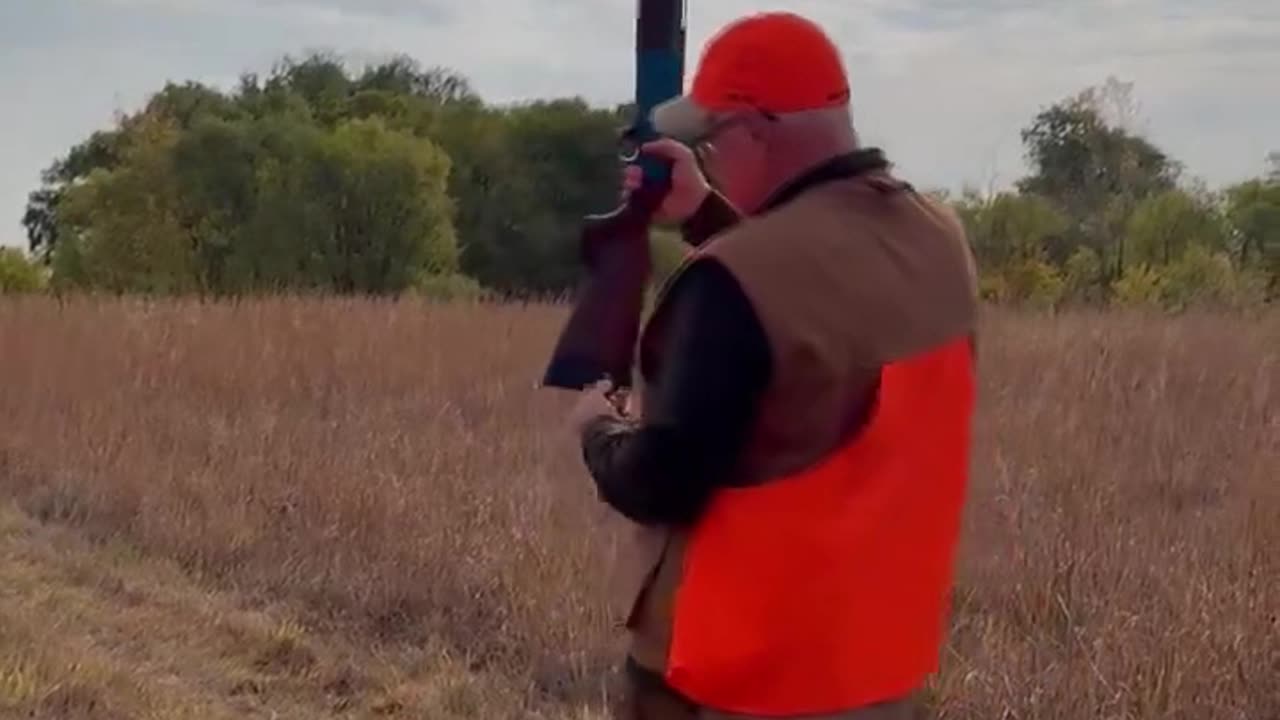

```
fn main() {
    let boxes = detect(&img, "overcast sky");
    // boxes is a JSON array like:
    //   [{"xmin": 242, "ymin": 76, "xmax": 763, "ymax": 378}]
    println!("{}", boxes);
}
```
[{"xmin": 2, "ymin": 0, "xmax": 1277, "ymax": 248}]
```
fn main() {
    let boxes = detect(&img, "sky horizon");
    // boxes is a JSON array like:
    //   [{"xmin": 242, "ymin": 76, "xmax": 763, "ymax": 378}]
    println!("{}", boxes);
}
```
[{"xmin": 2, "ymin": 0, "xmax": 1277, "ymax": 249}]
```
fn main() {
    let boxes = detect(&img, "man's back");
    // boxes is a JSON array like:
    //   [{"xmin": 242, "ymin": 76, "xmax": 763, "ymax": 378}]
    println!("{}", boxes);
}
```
[
  {"xmin": 690, "ymin": 171, "xmax": 978, "ymax": 487},
  {"xmin": 663, "ymin": 173, "xmax": 977, "ymax": 714},
  {"xmin": 588, "ymin": 159, "xmax": 981, "ymax": 717}
]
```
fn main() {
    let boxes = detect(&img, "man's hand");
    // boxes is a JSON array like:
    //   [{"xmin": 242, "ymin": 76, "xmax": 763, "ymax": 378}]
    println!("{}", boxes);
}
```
[
  {"xmin": 569, "ymin": 380, "xmax": 631, "ymax": 437},
  {"xmin": 623, "ymin": 139, "xmax": 711, "ymax": 225}
]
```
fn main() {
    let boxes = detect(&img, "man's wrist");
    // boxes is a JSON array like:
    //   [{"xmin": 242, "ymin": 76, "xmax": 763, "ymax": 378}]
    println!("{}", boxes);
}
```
[
  {"xmin": 580, "ymin": 413, "xmax": 632, "ymax": 446},
  {"xmin": 680, "ymin": 190, "xmax": 742, "ymax": 247},
  {"xmin": 676, "ymin": 185, "xmax": 712, "ymax": 221}
]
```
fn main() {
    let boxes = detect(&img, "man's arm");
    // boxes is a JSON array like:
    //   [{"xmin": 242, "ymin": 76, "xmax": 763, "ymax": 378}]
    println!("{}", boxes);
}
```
[{"xmin": 579, "ymin": 259, "xmax": 770, "ymax": 527}]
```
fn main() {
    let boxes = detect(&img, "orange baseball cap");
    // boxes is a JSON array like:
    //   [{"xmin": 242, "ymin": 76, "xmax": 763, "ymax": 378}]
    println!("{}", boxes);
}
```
[{"xmin": 652, "ymin": 11, "xmax": 851, "ymax": 141}]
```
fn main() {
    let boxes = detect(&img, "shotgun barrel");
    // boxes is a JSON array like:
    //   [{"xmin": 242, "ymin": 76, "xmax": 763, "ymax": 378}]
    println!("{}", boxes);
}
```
[
  {"xmin": 540, "ymin": 0, "xmax": 688, "ymax": 391},
  {"xmin": 628, "ymin": 0, "xmax": 688, "ymax": 183}
]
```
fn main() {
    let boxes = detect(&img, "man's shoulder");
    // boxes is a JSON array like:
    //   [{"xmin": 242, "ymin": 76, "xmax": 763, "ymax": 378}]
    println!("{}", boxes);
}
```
[
  {"xmin": 655, "ymin": 250, "xmax": 751, "ymax": 313},
  {"xmin": 691, "ymin": 175, "xmax": 920, "ymax": 274},
  {"xmin": 678, "ymin": 172, "xmax": 976, "ymax": 310},
  {"xmin": 911, "ymin": 189, "xmax": 970, "ymax": 242},
  {"xmin": 709, "ymin": 176, "xmax": 977, "ymax": 359},
  {"xmin": 689, "ymin": 199, "xmax": 801, "ymax": 270}
]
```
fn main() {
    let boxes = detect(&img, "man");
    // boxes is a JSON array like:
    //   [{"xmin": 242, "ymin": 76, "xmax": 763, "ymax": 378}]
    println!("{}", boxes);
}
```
[{"xmin": 569, "ymin": 11, "xmax": 979, "ymax": 720}]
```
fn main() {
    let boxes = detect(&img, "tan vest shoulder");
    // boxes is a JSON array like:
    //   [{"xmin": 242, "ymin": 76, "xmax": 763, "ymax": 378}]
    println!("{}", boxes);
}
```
[{"xmin": 700, "ymin": 175, "xmax": 978, "ymax": 366}]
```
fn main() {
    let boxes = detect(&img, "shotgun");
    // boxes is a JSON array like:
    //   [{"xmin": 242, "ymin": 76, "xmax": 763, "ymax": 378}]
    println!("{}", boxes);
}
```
[{"xmin": 540, "ymin": 0, "xmax": 688, "ymax": 391}]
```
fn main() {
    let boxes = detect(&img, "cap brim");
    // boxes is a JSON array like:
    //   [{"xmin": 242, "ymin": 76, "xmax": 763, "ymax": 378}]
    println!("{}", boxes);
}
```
[{"xmin": 651, "ymin": 96, "xmax": 714, "ymax": 143}]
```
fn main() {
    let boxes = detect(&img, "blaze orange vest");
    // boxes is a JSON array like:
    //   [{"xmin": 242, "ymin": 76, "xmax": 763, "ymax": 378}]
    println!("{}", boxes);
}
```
[{"xmin": 663, "ymin": 334, "xmax": 974, "ymax": 715}]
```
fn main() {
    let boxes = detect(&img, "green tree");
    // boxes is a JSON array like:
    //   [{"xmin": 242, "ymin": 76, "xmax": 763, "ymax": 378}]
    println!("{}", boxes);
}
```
[
  {"xmin": 268, "ymin": 52, "xmax": 353, "ymax": 127},
  {"xmin": 957, "ymin": 191, "xmax": 1069, "ymax": 268},
  {"xmin": 217, "ymin": 115, "xmax": 458, "ymax": 294},
  {"xmin": 954, "ymin": 190, "xmax": 1073, "ymax": 303},
  {"xmin": 169, "ymin": 114, "xmax": 261, "ymax": 291},
  {"xmin": 32, "ymin": 55, "xmax": 1265, "ymax": 306},
  {"xmin": 0, "ymin": 248, "xmax": 47, "ymax": 293},
  {"xmin": 22, "ymin": 81, "xmax": 242, "ymax": 263},
  {"xmin": 1160, "ymin": 246, "xmax": 1253, "ymax": 309},
  {"xmin": 1017, "ymin": 79, "xmax": 1179, "ymax": 278},
  {"xmin": 146, "ymin": 81, "xmax": 246, "ymax": 128},
  {"xmin": 1062, "ymin": 246, "xmax": 1104, "ymax": 303},
  {"xmin": 445, "ymin": 99, "xmax": 625, "ymax": 293},
  {"xmin": 1125, "ymin": 189, "xmax": 1227, "ymax": 267},
  {"xmin": 1223, "ymin": 178, "xmax": 1280, "ymax": 298},
  {"xmin": 311, "ymin": 117, "xmax": 459, "ymax": 292},
  {"xmin": 220, "ymin": 116, "xmax": 330, "ymax": 291},
  {"xmin": 51, "ymin": 111, "xmax": 199, "ymax": 293},
  {"xmin": 429, "ymin": 102, "xmax": 523, "ymax": 290},
  {"xmin": 1112, "ymin": 264, "xmax": 1166, "ymax": 307},
  {"xmin": 1004, "ymin": 258, "xmax": 1066, "ymax": 308},
  {"xmin": 353, "ymin": 55, "xmax": 478, "ymax": 104},
  {"xmin": 24, "ymin": 51, "xmax": 636, "ymax": 296},
  {"xmin": 23, "ymin": 129, "xmax": 124, "ymax": 260}
]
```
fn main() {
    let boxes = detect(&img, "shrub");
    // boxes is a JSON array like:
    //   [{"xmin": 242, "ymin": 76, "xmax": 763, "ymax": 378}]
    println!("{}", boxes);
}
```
[
  {"xmin": 1112, "ymin": 264, "xmax": 1166, "ymax": 307},
  {"xmin": 0, "ymin": 248, "xmax": 47, "ymax": 293},
  {"xmin": 410, "ymin": 273, "xmax": 489, "ymax": 302},
  {"xmin": 1004, "ymin": 258, "xmax": 1065, "ymax": 309}
]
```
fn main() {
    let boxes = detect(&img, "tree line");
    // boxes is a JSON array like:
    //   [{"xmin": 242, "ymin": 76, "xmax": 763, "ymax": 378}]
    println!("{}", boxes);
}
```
[
  {"xmin": 6, "ymin": 56, "xmax": 1279, "ymax": 308},
  {"xmin": 949, "ymin": 78, "xmax": 1279, "ymax": 308}
]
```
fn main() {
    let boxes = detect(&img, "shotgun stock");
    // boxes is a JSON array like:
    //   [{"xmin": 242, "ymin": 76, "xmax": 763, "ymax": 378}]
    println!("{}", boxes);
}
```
[{"xmin": 540, "ymin": 0, "xmax": 687, "ymax": 391}]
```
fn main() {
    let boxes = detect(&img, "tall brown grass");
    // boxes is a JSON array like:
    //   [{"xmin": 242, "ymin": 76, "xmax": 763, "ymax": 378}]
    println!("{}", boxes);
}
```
[{"xmin": 0, "ymin": 296, "xmax": 1276, "ymax": 719}]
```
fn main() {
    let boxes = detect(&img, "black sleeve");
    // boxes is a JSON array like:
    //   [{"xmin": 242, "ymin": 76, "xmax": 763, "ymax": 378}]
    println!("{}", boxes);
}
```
[
  {"xmin": 680, "ymin": 191, "xmax": 742, "ymax": 248},
  {"xmin": 579, "ymin": 259, "xmax": 771, "ymax": 527}
]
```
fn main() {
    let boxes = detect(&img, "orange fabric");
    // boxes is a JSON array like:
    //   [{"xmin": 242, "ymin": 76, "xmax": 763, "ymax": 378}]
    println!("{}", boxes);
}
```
[
  {"xmin": 689, "ymin": 12, "xmax": 851, "ymax": 114},
  {"xmin": 664, "ymin": 336, "xmax": 975, "ymax": 716}
]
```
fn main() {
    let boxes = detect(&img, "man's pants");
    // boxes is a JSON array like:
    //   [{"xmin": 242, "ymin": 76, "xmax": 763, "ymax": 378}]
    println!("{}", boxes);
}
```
[
  {"xmin": 614, "ymin": 657, "xmax": 923, "ymax": 720},
  {"xmin": 614, "ymin": 657, "xmax": 700, "ymax": 720}
]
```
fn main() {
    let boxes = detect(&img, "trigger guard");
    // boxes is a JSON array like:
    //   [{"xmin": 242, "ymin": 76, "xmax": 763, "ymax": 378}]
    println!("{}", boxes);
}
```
[
  {"xmin": 619, "ymin": 139, "xmax": 640, "ymax": 164},
  {"xmin": 617, "ymin": 121, "xmax": 656, "ymax": 166}
]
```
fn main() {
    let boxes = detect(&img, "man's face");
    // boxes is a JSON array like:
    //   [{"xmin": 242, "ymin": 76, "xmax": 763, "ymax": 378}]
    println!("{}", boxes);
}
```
[{"xmin": 695, "ymin": 114, "xmax": 770, "ymax": 213}]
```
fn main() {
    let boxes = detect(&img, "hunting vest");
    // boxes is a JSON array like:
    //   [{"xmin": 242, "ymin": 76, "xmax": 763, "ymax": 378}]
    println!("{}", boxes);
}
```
[{"xmin": 622, "ymin": 159, "xmax": 979, "ymax": 717}]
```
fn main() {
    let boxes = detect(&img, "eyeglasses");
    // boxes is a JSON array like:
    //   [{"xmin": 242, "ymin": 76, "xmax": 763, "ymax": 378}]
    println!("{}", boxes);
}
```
[{"xmin": 690, "ymin": 108, "xmax": 779, "ymax": 163}]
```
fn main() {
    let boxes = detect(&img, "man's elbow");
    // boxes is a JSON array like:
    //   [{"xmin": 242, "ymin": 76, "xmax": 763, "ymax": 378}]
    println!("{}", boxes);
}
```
[
  {"xmin": 599, "ymin": 480, "xmax": 710, "ymax": 528},
  {"xmin": 596, "ymin": 481, "xmax": 673, "ymax": 527}
]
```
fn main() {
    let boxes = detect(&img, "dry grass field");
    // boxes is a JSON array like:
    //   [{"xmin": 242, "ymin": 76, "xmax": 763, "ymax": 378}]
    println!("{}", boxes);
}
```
[{"xmin": 0, "ymin": 296, "xmax": 1276, "ymax": 719}]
